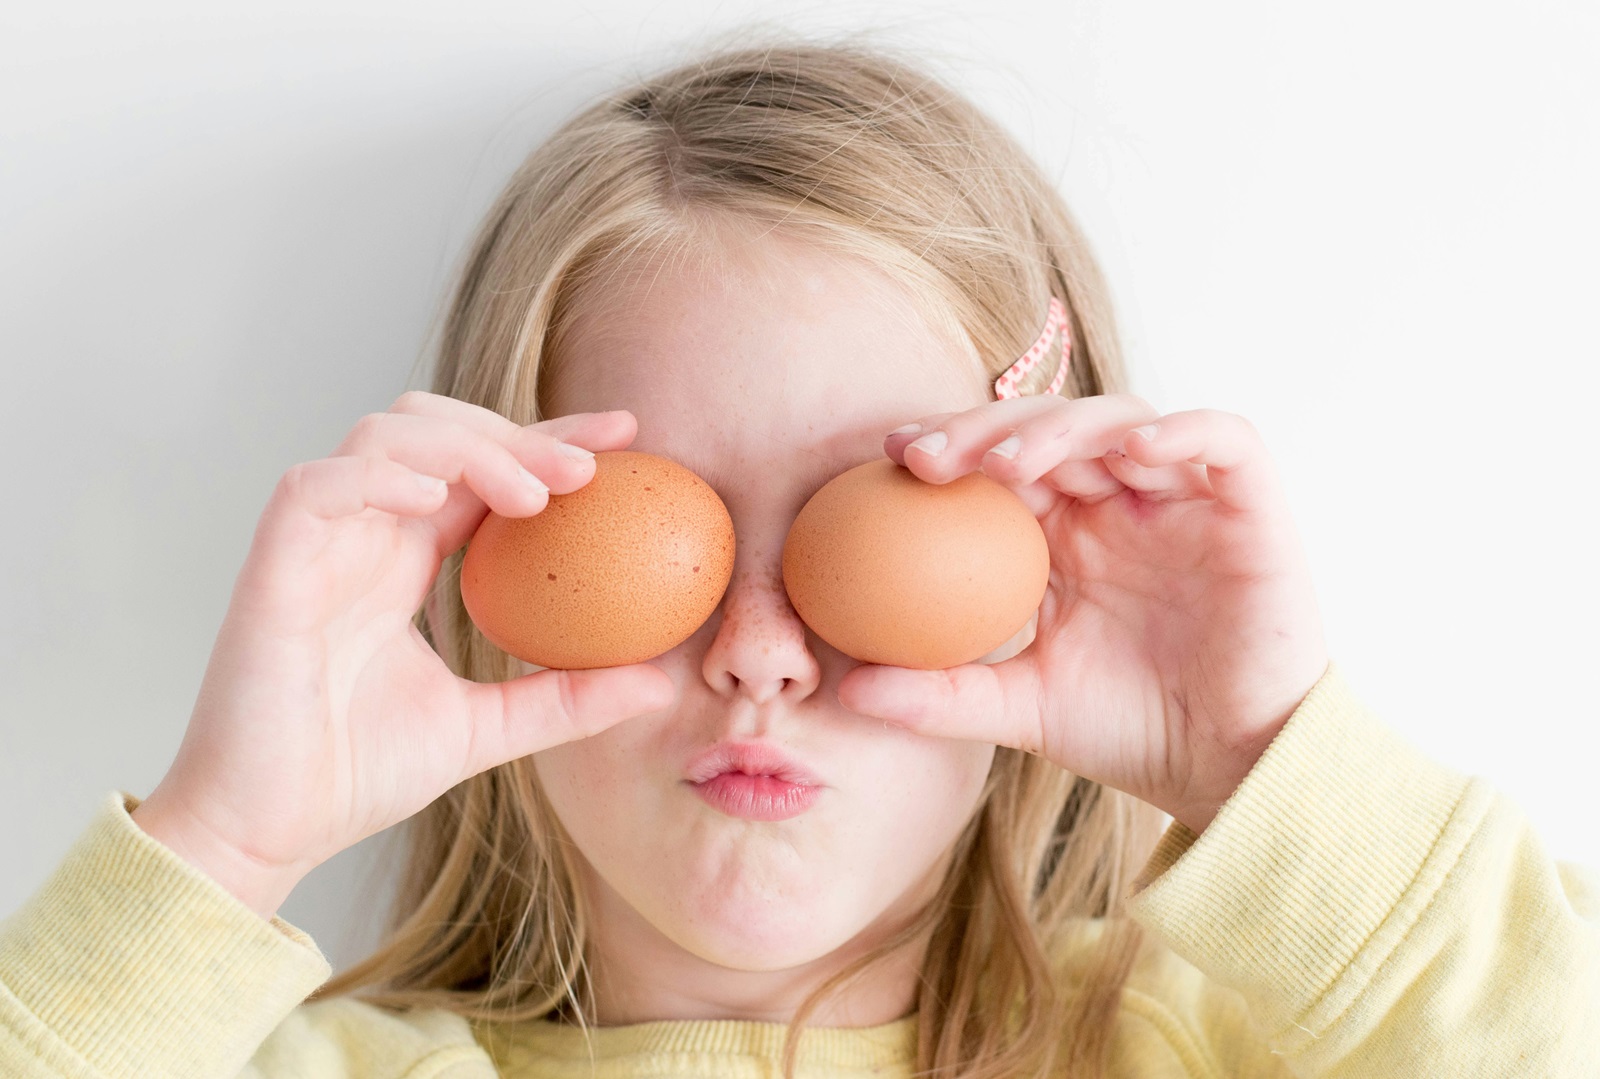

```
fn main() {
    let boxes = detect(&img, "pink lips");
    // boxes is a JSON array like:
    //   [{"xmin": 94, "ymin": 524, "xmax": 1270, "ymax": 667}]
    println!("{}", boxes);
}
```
[{"xmin": 684, "ymin": 742, "xmax": 823, "ymax": 821}]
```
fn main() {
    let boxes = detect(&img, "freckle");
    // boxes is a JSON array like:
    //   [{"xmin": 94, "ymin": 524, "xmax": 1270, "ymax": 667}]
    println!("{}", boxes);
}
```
[
  {"xmin": 693, "ymin": 565, "xmax": 700, "ymax": 572},
  {"xmin": 644, "ymin": 486, "xmax": 652, "ymax": 491},
  {"xmin": 548, "ymin": 573, "xmax": 557, "ymax": 580}
]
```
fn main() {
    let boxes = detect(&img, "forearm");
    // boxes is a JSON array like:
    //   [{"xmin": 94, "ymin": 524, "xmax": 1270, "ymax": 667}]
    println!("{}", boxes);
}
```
[
  {"xmin": 0, "ymin": 791, "xmax": 334, "ymax": 1078},
  {"xmin": 1124, "ymin": 663, "xmax": 1600, "ymax": 1075}
]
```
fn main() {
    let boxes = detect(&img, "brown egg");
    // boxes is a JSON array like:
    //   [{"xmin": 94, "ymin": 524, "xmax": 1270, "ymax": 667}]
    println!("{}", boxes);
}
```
[
  {"xmin": 782, "ymin": 458, "xmax": 1049, "ymax": 670},
  {"xmin": 461, "ymin": 450, "xmax": 735, "ymax": 670}
]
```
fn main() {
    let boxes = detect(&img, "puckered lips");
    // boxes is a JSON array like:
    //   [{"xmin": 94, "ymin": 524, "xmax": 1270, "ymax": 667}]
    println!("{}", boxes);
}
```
[{"xmin": 684, "ymin": 742, "xmax": 823, "ymax": 821}]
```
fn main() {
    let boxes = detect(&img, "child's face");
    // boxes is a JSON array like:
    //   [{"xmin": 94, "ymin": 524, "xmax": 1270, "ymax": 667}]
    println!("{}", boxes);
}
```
[{"xmin": 526, "ymin": 224, "xmax": 1033, "ymax": 1004}]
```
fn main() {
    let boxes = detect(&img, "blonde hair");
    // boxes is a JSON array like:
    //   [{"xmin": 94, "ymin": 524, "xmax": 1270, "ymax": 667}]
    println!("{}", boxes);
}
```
[{"xmin": 311, "ymin": 28, "xmax": 1168, "ymax": 1078}]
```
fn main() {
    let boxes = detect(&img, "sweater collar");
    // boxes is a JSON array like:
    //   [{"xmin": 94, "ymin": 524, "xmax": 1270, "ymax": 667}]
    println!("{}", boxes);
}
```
[{"xmin": 472, "ymin": 1013, "xmax": 918, "ymax": 1075}]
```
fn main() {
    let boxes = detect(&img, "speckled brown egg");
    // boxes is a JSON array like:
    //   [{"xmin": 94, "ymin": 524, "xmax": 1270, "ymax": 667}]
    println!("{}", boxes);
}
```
[
  {"xmin": 782, "ymin": 458, "xmax": 1049, "ymax": 670},
  {"xmin": 461, "ymin": 450, "xmax": 735, "ymax": 670}
]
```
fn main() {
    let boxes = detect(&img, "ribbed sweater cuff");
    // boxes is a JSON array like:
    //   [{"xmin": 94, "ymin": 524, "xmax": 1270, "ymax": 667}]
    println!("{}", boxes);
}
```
[
  {"xmin": 0, "ymin": 790, "xmax": 332, "ymax": 1079},
  {"xmin": 1122, "ymin": 660, "xmax": 1474, "ymax": 1034}
]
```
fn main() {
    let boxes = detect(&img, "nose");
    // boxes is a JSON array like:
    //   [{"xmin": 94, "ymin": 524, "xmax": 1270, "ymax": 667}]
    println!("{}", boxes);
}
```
[{"xmin": 701, "ymin": 557, "xmax": 822, "ymax": 704}]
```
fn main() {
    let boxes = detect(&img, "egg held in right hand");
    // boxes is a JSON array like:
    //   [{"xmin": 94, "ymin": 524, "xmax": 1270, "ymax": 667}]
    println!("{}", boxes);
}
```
[
  {"xmin": 782, "ymin": 458, "xmax": 1049, "ymax": 670},
  {"xmin": 461, "ymin": 449, "xmax": 736, "ymax": 670}
]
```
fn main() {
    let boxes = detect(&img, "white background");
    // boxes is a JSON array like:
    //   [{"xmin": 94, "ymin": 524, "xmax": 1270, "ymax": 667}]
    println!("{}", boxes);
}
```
[{"xmin": 2, "ymin": 1, "xmax": 1596, "ymax": 971}]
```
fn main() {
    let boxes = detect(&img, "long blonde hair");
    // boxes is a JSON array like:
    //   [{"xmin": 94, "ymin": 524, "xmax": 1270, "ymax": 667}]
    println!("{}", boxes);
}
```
[{"xmin": 311, "ymin": 28, "xmax": 1168, "ymax": 1078}]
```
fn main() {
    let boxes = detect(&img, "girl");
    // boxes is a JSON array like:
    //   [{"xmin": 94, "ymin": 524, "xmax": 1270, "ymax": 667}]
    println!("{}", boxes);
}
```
[{"xmin": 3, "ymin": 34, "xmax": 1596, "ymax": 1079}]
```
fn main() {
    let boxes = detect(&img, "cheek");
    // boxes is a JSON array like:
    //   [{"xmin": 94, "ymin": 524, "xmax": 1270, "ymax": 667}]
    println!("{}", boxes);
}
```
[
  {"xmin": 790, "ymin": 736, "xmax": 993, "ymax": 949},
  {"xmin": 521, "ymin": 656, "xmax": 677, "ymax": 847},
  {"xmin": 531, "ymin": 732, "xmax": 639, "ymax": 856},
  {"xmin": 866, "ymin": 738, "xmax": 996, "ymax": 868}
]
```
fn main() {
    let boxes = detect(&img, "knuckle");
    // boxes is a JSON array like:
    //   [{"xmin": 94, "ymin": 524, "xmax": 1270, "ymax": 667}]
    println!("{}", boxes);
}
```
[
  {"xmin": 1206, "ymin": 408, "xmax": 1259, "ymax": 440},
  {"xmin": 554, "ymin": 668, "xmax": 582, "ymax": 733},
  {"xmin": 1007, "ymin": 395, "xmax": 1065, "ymax": 423},
  {"xmin": 277, "ymin": 460, "xmax": 314, "ymax": 502},
  {"xmin": 392, "ymin": 389, "xmax": 432, "ymax": 413},
  {"xmin": 279, "ymin": 459, "xmax": 308, "ymax": 488},
  {"xmin": 1107, "ymin": 391, "xmax": 1152, "ymax": 411},
  {"xmin": 350, "ymin": 412, "xmax": 389, "ymax": 444}
]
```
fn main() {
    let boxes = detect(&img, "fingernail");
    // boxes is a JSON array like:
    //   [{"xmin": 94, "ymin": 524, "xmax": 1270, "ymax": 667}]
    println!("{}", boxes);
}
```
[
  {"xmin": 888, "ymin": 423, "xmax": 923, "ymax": 438},
  {"xmin": 1129, "ymin": 424, "xmax": 1159, "ymax": 441},
  {"xmin": 556, "ymin": 441, "xmax": 595, "ymax": 460},
  {"xmin": 987, "ymin": 435, "xmax": 1021, "ymax": 460},
  {"xmin": 907, "ymin": 430, "xmax": 947, "ymax": 457},
  {"xmin": 519, "ymin": 466, "xmax": 549, "ymax": 493}
]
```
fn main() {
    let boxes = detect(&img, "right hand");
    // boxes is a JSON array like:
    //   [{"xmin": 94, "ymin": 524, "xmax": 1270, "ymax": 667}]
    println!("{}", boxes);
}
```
[{"xmin": 133, "ymin": 392, "xmax": 675, "ymax": 916}]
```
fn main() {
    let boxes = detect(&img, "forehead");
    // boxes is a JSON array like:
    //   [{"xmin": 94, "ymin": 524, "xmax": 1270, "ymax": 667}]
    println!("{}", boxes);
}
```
[{"xmin": 545, "ymin": 231, "xmax": 988, "ymax": 483}]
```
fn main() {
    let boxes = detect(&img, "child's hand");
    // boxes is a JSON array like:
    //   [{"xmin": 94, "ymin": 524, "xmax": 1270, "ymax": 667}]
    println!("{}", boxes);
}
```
[
  {"xmin": 840, "ymin": 392, "xmax": 1330, "ymax": 835},
  {"xmin": 133, "ymin": 393, "xmax": 675, "ymax": 917}
]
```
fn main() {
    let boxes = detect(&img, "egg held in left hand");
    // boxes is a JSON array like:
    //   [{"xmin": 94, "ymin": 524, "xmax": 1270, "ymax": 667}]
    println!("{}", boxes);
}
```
[
  {"xmin": 782, "ymin": 458, "xmax": 1049, "ymax": 670},
  {"xmin": 460, "ymin": 450, "xmax": 736, "ymax": 670}
]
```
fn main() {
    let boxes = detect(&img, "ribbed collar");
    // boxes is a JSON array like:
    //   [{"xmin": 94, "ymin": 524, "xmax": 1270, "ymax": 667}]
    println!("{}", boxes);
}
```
[{"xmin": 472, "ymin": 1012, "xmax": 919, "ymax": 1076}]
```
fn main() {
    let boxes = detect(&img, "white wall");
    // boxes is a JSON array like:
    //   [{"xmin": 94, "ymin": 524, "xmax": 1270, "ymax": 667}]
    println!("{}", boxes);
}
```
[{"xmin": 3, "ymin": 0, "xmax": 1595, "ymax": 972}]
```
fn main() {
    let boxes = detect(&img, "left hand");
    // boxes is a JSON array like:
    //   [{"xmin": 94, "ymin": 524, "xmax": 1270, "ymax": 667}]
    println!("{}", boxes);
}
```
[{"xmin": 837, "ymin": 392, "xmax": 1330, "ymax": 834}]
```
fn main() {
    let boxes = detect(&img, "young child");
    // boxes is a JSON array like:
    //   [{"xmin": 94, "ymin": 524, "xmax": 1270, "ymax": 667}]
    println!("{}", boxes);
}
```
[{"xmin": 3, "ymin": 36, "xmax": 1596, "ymax": 1079}]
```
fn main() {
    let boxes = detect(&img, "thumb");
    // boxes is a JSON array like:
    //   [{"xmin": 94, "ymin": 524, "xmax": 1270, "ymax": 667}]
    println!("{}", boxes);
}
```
[
  {"xmin": 458, "ymin": 663, "xmax": 676, "ymax": 779},
  {"xmin": 840, "ymin": 660, "xmax": 1042, "ymax": 754}
]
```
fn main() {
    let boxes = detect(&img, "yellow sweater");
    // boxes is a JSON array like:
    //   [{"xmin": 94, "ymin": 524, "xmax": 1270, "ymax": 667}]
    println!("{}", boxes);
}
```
[{"xmin": 2, "ymin": 661, "xmax": 1596, "ymax": 1077}]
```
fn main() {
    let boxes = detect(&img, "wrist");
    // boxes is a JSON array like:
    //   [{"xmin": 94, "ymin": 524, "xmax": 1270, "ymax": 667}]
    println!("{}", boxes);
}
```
[
  {"xmin": 131, "ymin": 791, "xmax": 307, "ymax": 922},
  {"xmin": 1169, "ymin": 732, "xmax": 1282, "ymax": 835},
  {"xmin": 1172, "ymin": 802, "xmax": 1221, "ymax": 836}
]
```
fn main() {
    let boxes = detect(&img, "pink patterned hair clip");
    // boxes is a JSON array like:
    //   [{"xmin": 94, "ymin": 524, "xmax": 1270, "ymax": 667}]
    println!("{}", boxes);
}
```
[{"xmin": 993, "ymin": 295, "xmax": 1070, "ymax": 399}]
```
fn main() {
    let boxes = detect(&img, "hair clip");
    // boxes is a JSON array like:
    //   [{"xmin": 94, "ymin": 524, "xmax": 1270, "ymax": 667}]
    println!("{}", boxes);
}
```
[{"xmin": 994, "ymin": 295, "xmax": 1070, "ymax": 399}]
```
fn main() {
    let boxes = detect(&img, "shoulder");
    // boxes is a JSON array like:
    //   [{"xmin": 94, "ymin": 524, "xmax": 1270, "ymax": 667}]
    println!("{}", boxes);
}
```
[{"xmin": 243, "ymin": 995, "xmax": 494, "ymax": 1078}]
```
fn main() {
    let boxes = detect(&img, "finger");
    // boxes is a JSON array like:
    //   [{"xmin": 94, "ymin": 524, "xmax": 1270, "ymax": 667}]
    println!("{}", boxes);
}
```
[
  {"xmin": 338, "ymin": 410, "xmax": 569, "ymax": 516},
  {"xmin": 381, "ymin": 390, "xmax": 639, "ymax": 453},
  {"xmin": 968, "ymin": 392, "xmax": 1159, "ymax": 488},
  {"xmin": 336, "ymin": 410, "xmax": 636, "ymax": 560},
  {"xmin": 456, "ymin": 663, "xmax": 677, "ymax": 780},
  {"xmin": 349, "ymin": 392, "xmax": 642, "ymax": 478},
  {"xmin": 427, "ymin": 408, "xmax": 642, "ymax": 557},
  {"xmin": 380, "ymin": 390, "xmax": 527, "ymax": 443},
  {"xmin": 517, "ymin": 409, "xmax": 642, "ymax": 459},
  {"xmin": 272, "ymin": 455, "xmax": 451, "ymax": 522},
  {"xmin": 1024, "ymin": 457, "xmax": 1128, "ymax": 506},
  {"xmin": 838, "ymin": 656, "xmax": 1048, "ymax": 756},
  {"xmin": 1116, "ymin": 410, "xmax": 1281, "ymax": 513},
  {"xmin": 1098, "ymin": 451, "xmax": 1217, "ymax": 503},
  {"xmin": 424, "ymin": 412, "xmax": 639, "ymax": 556},
  {"xmin": 882, "ymin": 410, "xmax": 961, "ymax": 467},
  {"xmin": 894, "ymin": 397, "xmax": 1067, "ymax": 483},
  {"xmin": 338, "ymin": 409, "xmax": 617, "ymax": 498}
]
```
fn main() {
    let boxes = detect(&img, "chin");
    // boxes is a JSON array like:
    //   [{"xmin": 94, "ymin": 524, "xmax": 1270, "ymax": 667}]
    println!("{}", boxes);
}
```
[
  {"xmin": 627, "ymin": 842, "xmax": 854, "ymax": 970},
  {"xmin": 670, "ymin": 886, "xmax": 857, "ymax": 972}
]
